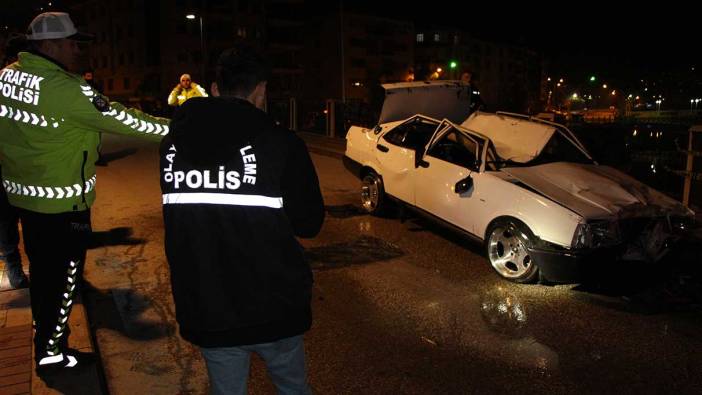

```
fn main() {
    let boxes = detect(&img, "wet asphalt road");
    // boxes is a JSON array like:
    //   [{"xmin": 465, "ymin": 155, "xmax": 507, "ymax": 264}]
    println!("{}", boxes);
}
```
[{"xmin": 82, "ymin": 133, "xmax": 702, "ymax": 395}]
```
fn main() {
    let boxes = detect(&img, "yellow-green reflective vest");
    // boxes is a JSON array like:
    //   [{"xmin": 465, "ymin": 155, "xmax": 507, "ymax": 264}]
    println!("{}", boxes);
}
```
[{"xmin": 0, "ymin": 51, "xmax": 169, "ymax": 213}]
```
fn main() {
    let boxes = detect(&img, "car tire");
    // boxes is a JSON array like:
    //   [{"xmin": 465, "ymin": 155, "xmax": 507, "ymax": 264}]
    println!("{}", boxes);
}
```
[
  {"xmin": 485, "ymin": 219, "xmax": 539, "ymax": 283},
  {"xmin": 360, "ymin": 171, "xmax": 385, "ymax": 215}
]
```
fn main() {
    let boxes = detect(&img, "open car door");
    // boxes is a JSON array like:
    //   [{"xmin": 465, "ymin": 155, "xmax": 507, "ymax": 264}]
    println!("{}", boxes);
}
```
[
  {"xmin": 414, "ymin": 120, "xmax": 488, "ymax": 235},
  {"xmin": 374, "ymin": 116, "xmax": 440, "ymax": 205}
]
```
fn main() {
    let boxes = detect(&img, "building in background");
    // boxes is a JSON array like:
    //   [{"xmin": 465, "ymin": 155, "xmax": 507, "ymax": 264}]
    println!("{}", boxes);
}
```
[
  {"xmin": 299, "ymin": 7, "xmax": 414, "ymax": 129},
  {"xmin": 264, "ymin": 0, "xmax": 305, "ymax": 99},
  {"xmin": 68, "ymin": 0, "xmax": 265, "ymax": 114},
  {"xmin": 262, "ymin": 0, "xmax": 306, "ymax": 128},
  {"xmin": 414, "ymin": 25, "xmax": 542, "ymax": 113},
  {"xmin": 1, "ymin": 0, "xmax": 543, "ymax": 122}
]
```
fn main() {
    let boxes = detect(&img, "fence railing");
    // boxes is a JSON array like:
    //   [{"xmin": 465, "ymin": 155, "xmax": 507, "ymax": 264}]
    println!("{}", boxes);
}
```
[{"xmin": 268, "ymin": 98, "xmax": 378, "ymax": 138}]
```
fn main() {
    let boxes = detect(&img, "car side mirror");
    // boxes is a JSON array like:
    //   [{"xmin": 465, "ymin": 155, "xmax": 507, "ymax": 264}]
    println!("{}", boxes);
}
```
[{"xmin": 454, "ymin": 175, "xmax": 473, "ymax": 194}]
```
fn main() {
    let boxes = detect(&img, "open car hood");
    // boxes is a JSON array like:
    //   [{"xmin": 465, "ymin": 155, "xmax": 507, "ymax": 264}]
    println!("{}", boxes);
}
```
[
  {"xmin": 461, "ymin": 112, "xmax": 592, "ymax": 164},
  {"xmin": 379, "ymin": 81, "xmax": 471, "ymax": 125},
  {"xmin": 501, "ymin": 162, "xmax": 694, "ymax": 219},
  {"xmin": 461, "ymin": 112, "xmax": 556, "ymax": 163}
]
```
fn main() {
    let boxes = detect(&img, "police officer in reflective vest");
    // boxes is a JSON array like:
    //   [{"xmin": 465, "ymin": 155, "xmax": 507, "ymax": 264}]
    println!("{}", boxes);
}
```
[
  {"xmin": 0, "ymin": 12, "xmax": 169, "ymax": 375},
  {"xmin": 167, "ymin": 73, "xmax": 208, "ymax": 106}
]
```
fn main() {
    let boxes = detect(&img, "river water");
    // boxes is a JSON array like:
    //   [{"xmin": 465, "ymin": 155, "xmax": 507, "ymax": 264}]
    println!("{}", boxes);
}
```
[{"xmin": 570, "ymin": 123, "xmax": 701, "ymax": 208}]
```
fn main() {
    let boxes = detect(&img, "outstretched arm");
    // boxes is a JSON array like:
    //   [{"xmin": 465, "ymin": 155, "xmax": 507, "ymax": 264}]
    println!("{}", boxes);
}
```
[{"xmin": 69, "ymin": 79, "xmax": 170, "ymax": 142}]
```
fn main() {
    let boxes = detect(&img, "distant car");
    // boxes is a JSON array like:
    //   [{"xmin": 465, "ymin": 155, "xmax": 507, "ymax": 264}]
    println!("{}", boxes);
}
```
[{"xmin": 343, "ymin": 81, "xmax": 694, "ymax": 283}]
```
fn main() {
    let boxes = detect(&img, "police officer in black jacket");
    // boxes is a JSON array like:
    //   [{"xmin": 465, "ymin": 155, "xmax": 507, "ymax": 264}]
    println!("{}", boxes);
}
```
[{"xmin": 160, "ymin": 43, "xmax": 324, "ymax": 395}]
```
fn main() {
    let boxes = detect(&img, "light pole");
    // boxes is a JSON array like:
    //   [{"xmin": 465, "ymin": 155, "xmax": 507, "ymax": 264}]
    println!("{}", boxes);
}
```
[
  {"xmin": 186, "ymin": 14, "xmax": 205, "ymax": 81},
  {"xmin": 655, "ymin": 99, "xmax": 662, "ymax": 113}
]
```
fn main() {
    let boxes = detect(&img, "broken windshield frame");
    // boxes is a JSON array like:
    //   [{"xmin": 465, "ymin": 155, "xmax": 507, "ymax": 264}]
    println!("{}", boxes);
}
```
[{"xmin": 485, "ymin": 132, "xmax": 596, "ymax": 169}]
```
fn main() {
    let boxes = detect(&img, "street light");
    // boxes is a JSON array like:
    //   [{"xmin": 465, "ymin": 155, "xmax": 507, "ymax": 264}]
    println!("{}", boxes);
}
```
[
  {"xmin": 186, "ymin": 14, "xmax": 205, "ymax": 80},
  {"xmin": 655, "ymin": 99, "xmax": 662, "ymax": 112}
]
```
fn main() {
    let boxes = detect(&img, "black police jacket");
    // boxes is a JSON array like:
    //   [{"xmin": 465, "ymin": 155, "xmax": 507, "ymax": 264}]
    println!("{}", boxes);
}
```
[{"xmin": 160, "ymin": 96, "xmax": 324, "ymax": 347}]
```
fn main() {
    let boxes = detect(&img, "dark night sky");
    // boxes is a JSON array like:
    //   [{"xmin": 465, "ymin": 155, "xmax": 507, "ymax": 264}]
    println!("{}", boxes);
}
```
[
  {"xmin": 4, "ymin": 0, "xmax": 699, "ymax": 85},
  {"xmin": 348, "ymin": 1, "xmax": 701, "ymax": 80}
]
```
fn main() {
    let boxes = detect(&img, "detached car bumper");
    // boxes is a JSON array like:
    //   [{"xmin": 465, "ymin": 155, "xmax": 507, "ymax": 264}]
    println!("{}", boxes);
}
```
[{"xmin": 528, "ymin": 245, "xmax": 624, "ymax": 283}]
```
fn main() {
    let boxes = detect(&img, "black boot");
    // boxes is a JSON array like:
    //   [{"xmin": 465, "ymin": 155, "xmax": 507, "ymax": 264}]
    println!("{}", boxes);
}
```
[
  {"xmin": 95, "ymin": 153, "xmax": 108, "ymax": 167},
  {"xmin": 4, "ymin": 258, "xmax": 29, "ymax": 288},
  {"xmin": 36, "ymin": 349, "xmax": 98, "ymax": 377}
]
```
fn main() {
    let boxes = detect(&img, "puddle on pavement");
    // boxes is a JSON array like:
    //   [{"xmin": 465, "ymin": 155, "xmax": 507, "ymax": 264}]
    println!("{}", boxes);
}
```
[
  {"xmin": 480, "ymin": 287, "xmax": 529, "ymax": 338},
  {"xmin": 307, "ymin": 235, "xmax": 404, "ymax": 269},
  {"xmin": 325, "ymin": 204, "xmax": 365, "ymax": 219},
  {"xmin": 478, "ymin": 286, "xmax": 559, "ymax": 374}
]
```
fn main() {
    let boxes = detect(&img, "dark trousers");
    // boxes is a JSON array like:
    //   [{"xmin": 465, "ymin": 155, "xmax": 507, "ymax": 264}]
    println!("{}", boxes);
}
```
[
  {"xmin": 0, "ymin": 168, "xmax": 21, "ymax": 266},
  {"xmin": 200, "ymin": 335, "xmax": 311, "ymax": 395},
  {"xmin": 0, "ymin": 187, "xmax": 20, "ymax": 266},
  {"xmin": 18, "ymin": 208, "xmax": 91, "ymax": 363}
]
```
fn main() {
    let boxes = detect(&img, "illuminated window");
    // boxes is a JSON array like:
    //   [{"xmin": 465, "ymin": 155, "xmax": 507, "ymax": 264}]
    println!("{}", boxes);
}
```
[
  {"xmin": 416, "ymin": 33, "xmax": 424, "ymax": 43},
  {"xmin": 433, "ymin": 33, "xmax": 440, "ymax": 42}
]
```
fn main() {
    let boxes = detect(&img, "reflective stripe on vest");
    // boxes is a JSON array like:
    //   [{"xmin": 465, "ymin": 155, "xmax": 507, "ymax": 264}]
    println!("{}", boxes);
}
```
[
  {"xmin": 0, "ymin": 104, "xmax": 59, "ymax": 128},
  {"xmin": 162, "ymin": 192, "xmax": 283, "ymax": 208},
  {"xmin": 80, "ymin": 85, "xmax": 168, "ymax": 136},
  {"xmin": 3, "ymin": 174, "xmax": 96, "ymax": 198}
]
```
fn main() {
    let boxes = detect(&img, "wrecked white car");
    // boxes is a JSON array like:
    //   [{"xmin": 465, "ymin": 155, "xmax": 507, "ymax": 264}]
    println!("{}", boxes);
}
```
[{"xmin": 343, "ymin": 81, "xmax": 695, "ymax": 283}]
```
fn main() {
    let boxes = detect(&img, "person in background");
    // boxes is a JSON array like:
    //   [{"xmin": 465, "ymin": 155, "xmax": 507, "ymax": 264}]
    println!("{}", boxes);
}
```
[
  {"xmin": 160, "ymin": 43, "xmax": 324, "ymax": 395},
  {"xmin": 0, "ymin": 12, "xmax": 170, "ymax": 376},
  {"xmin": 0, "ymin": 34, "xmax": 30, "ymax": 289},
  {"xmin": 167, "ymin": 73, "xmax": 208, "ymax": 106},
  {"xmin": 461, "ymin": 71, "xmax": 485, "ymax": 113}
]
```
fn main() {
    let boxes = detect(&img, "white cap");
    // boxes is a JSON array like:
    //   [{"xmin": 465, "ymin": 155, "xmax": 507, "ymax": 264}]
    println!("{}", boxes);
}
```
[{"xmin": 26, "ymin": 12, "xmax": 92, "ymax": 41}]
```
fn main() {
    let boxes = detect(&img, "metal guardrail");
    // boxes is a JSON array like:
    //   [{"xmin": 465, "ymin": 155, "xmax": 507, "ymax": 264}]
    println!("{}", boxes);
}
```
[{"xmin": 666, "ymin": 168, "xmax": 702, "ymax": 181}]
